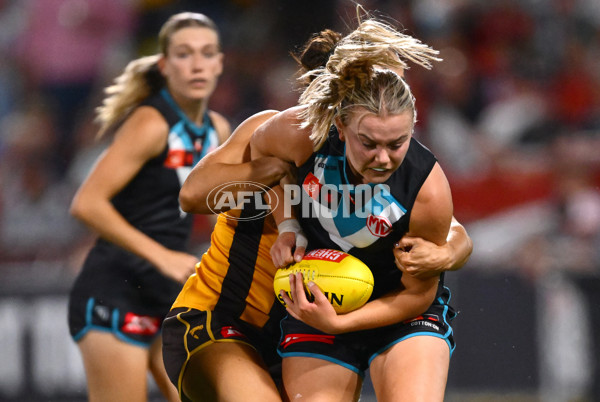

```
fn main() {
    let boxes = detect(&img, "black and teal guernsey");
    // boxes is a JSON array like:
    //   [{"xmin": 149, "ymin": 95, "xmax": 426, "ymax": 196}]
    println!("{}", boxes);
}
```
[
  {"xmin": 296, "ymin": 128, "xmax": 447, "ymax": 301},
  {"xmin": 68, "ymin": 89, "xmax": 220, "ymax": 346},
  {"xmin": 111, "ymin": 88, "xmax": 219, "ymax": 246}
]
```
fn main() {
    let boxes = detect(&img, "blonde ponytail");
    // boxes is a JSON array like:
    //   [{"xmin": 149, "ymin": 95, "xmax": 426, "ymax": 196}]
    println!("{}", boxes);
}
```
[
  {"xmin": 95, "ymin": 55, "xmax": 163, "ymax": 137},
  {"xmin": 298, "ymin": 15, "xmax": 441, "ymax": 150}
]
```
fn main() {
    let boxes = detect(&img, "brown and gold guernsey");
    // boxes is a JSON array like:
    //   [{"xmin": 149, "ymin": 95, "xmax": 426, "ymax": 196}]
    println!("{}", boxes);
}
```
[{"xmin": 172, "ymin": 207, "xmax": 282, "ymax": 328}]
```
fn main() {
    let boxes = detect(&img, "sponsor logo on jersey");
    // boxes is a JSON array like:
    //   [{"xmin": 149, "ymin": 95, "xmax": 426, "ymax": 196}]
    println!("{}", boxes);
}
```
[
  {"xmin": 403, "ymin": 314, "xmax": 440, "ymax": 324},
  {"xmin": 220, "ymin": 326, "xmax": 246, "ymax": 339},
  {"xmin": 403, "ymin": 314, "xmax": 441, "ymax": 331},
  {"xmin": 302, "ymin": 173, "xmax": 322, "ymax": 200},
  {"xmin": 366, "ymin": 214, "xmax": 392, "ymax": 237},
  {"xmin": 121, "ymin": 313, "xmax": 160, "ymax": 336},
  {"xmin": 164, "ymin": 149, "xmax": 194, "ymax": 168},
  {"xmin": 280, "ymin": 333, "xmax": 335, "ymax": 348},
  {"xmin": 93, "ymin": 305, "xmax": 110, "ymax": 323},
  {"xmin": 189, "ymin": 325, "xmax": 205, "ymax": 339}
]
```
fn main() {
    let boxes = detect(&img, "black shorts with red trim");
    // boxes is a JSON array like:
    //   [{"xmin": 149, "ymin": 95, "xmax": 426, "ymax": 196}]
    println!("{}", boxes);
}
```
[
  {"xmin": 278, "ymin": 300, "xmax": 456, "ymax": 377},
  {"xmin": 161, "ymin": 307, "xmax": 282, "ymax": 397}
]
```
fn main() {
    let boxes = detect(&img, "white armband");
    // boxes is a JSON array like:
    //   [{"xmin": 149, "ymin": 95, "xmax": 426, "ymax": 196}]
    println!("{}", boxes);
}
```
[{"xmin": 277, "ymin": 219, "xmax": 308, "ymax": 249}]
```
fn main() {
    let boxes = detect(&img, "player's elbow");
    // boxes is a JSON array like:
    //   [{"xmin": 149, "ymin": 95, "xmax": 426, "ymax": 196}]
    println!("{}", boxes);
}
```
[
  {"xmin": 179, "ymin": 186, "xmax": 200, "ymax": 214},
  {"xmin": 412, "ymin": 279, "xmax": 439, "ymax": 317},
  {"xmin": 69, "ymin": 191, "xmax": 86, "ymax": 220}
]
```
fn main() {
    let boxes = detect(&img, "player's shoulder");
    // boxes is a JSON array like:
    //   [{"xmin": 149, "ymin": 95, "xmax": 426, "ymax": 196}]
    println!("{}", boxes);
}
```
[
  {"xmin": 254, "ymin": 106, "xmax": 314, "ymax": 165},
  {"xmin": 112, "ymin": 106, "xmax": 169, "ymax": 156}
]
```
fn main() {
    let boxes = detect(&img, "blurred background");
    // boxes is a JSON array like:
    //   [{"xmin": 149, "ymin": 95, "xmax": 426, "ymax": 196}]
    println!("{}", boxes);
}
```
[{"xmin": 0, "ymin": 0, "xmax": 599, "ymax": 401}]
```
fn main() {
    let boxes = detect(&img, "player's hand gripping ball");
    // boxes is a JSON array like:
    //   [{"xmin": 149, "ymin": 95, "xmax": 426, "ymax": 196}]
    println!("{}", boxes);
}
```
[{"xmin": 274, "ymin": 249, "xmax": 374, "ymax": 314}]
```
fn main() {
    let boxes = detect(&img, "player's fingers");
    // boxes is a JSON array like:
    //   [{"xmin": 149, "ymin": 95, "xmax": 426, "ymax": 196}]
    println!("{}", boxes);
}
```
[
  {"xmin": 292, "ymin": 273, "xmax": 309, "ymax": 305},
  {"xmin": 286, "ymin": 306, "xmax": 301, "ymax": 321},
  {"xmin": 284, "ymin": 252, "xmax": 295, "ymax": 266},
  {"xmin": 288, "ymin": 273, "xmax": 296, "ymax": 299},
  {"xmin": 294, "ymin": 246, "xmax": 306, "ymax": 263},
  {"xmin": 270, "ymin": 246, "xmax": 281, "ymax": 268},
  {"xmin": 394, "ymin": 252, "xmax": 416, "ymax": 275},
  {"xmin": 395, "ymin": 236, "xmax": 420, "ymax": 250},
  {"xmin": 276, "ymin": 249, "xmax": 293, "ymax": 267},
  {"xmin": 280, "ymin": 289, "xmax": 294, "ymax": 307},
  {"xmin": 307, "ymin": 281, "xmax": 327, "ymax": 304},
  {"xmin": 397, "ymin": 251, "xmax": 411, "ymax": 266}
]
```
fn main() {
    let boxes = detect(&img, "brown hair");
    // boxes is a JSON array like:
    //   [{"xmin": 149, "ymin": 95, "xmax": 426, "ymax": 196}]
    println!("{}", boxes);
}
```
[{"xmin": 292, "ymin": 29, "xmax": 343, "ymax": 88}]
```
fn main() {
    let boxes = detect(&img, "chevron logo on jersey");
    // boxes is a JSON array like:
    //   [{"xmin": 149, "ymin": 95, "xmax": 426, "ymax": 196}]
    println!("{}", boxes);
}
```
[
  {"xmin": 298, "ymin": 154, "xmax": 407, "ymax": 251},
  {"xmin": 164, "ymin": 121, "xmax": 218, "ymax": 185}
]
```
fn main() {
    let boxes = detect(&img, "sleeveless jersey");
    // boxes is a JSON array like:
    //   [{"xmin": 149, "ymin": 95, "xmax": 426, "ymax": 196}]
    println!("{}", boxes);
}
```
[
  {"xmin": 70, "ymin": 89, "xmax": 220, "ymax": 307},
  {"xmin": 171, "ymin": 207, "xmax": 284, "ymax": 329},
  {"xmin": 296, "ymin": 128, "xmax": 442, "ymax": 300},
  {"xmin": 110, "ymin": 89, "xmax": 220, "ymax": 247}
]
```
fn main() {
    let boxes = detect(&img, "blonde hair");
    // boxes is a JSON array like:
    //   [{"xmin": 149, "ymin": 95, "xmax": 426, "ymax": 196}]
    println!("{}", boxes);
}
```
[
  {"xmin": 95, "ymin": 12, "xmax": 219, "ymax": 137},
  {"xmin": 298, "ymin": 14, "xmax": 441, "ymax": 150}
]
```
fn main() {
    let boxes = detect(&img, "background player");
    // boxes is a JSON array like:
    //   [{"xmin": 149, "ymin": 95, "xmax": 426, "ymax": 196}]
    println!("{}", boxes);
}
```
[{"xmin": 67, "ymin": 12, "xmax": 229, "ymax": 402}]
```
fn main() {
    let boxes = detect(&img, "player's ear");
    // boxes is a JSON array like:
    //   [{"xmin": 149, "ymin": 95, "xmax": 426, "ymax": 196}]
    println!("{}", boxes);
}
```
[
  {"xmin": 215, "ymin": 52, "xmax": 224, "ymax": 77},
  {"xmin": 157, "ymin": 55, "xmax": 167, "ymax": 76},
  {"xmin": 335, "ymin": 117, "xmax": 345, "ymax": 142}
]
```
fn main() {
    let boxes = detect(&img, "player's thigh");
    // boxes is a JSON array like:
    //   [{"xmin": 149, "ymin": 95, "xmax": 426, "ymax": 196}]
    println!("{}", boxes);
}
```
[
  {"xmin": 77, "ymin": 331, "xmax": 150, "ymax": 402},
  {"xmin": 148, "ymin": 336, "xmax": 179, "ymax": 402},
  {"xmin": 182, "ymin": 342, "xmax": 281, "ymax": 402},
  {"xmin": 282, "ymin": 356, "xmax": 362, "ymax": 402},
  {"xmin": 370, "ymin": 336, "xmax": 450, "ymax": 402}
]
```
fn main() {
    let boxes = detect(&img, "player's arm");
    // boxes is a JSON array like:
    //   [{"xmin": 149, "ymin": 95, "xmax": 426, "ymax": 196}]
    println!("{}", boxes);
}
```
[
  {"xmin": 250, "ymin": 106, "xmax": 315, "ymax": 166},
  {"xmin": 339, "ymin": 162, "xmax": 452, "ymax": 332},
  {"xmin": 250, "ymin": 107, "xmax": 315, "ymax": 266},
  {"xmin": 283, "ymin": 163, "xmax": 453, "ymax": 334},
  {"xmin": 70, "ymin": 107, "xmax": 197, "ymax": 283},
  {"xmin": 395, "ymin": 216, "xmax": 472, "ymax": 279},
  {"xmin": 179, "ymin": 110, "xmax": 293, "ymax": 214}
]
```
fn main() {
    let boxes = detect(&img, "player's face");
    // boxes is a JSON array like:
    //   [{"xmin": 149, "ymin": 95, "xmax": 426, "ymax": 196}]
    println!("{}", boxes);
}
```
[
  {"xmin": 160, "ymin": 27, "xmax": 223, "ymax": 103},
  {"xmin": 337, "ymin": 109, "xmax": 413, "ymax": 184}
]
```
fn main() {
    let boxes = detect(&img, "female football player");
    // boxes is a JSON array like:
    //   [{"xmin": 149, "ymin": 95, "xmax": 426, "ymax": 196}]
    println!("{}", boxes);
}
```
[
  {"xmin": 67, "ymin": 12, "xmax": 229, "ymax": 402},
  {"xmin": 162, "ymin": 18, "xmax": 471, "ymax": 401},
  {"xmin": 250, "ymin": 14, "xmax": 460, "ymax": 402}
]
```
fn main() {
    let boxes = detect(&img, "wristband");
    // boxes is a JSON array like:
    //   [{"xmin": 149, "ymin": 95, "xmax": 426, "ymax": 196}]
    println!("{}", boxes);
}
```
[{"xmin": 277, "ymin": 219, "xmax": 308, "ymax": 249}]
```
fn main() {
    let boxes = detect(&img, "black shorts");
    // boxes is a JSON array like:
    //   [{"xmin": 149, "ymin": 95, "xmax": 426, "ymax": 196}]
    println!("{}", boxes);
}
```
[
  {"xmin": 278, "ymin": 302, "xmax": 456, "ymax": 377},
  {"xmin": 68, "ymin": 296, "xmax": 165, "ymax": 347},
  {"xmin": 68, "ymin": 240, "xmax": 183, "ymax": 347},
  {"xmin": 162, "ymin": 307, "xmax": 282, "ymax": 397}
]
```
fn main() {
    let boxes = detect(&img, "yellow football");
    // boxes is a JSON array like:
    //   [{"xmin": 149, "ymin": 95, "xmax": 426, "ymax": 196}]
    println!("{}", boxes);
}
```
[{"xmin": 273, "ymin": 249, "xmax": 374, "ymax": 314}]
